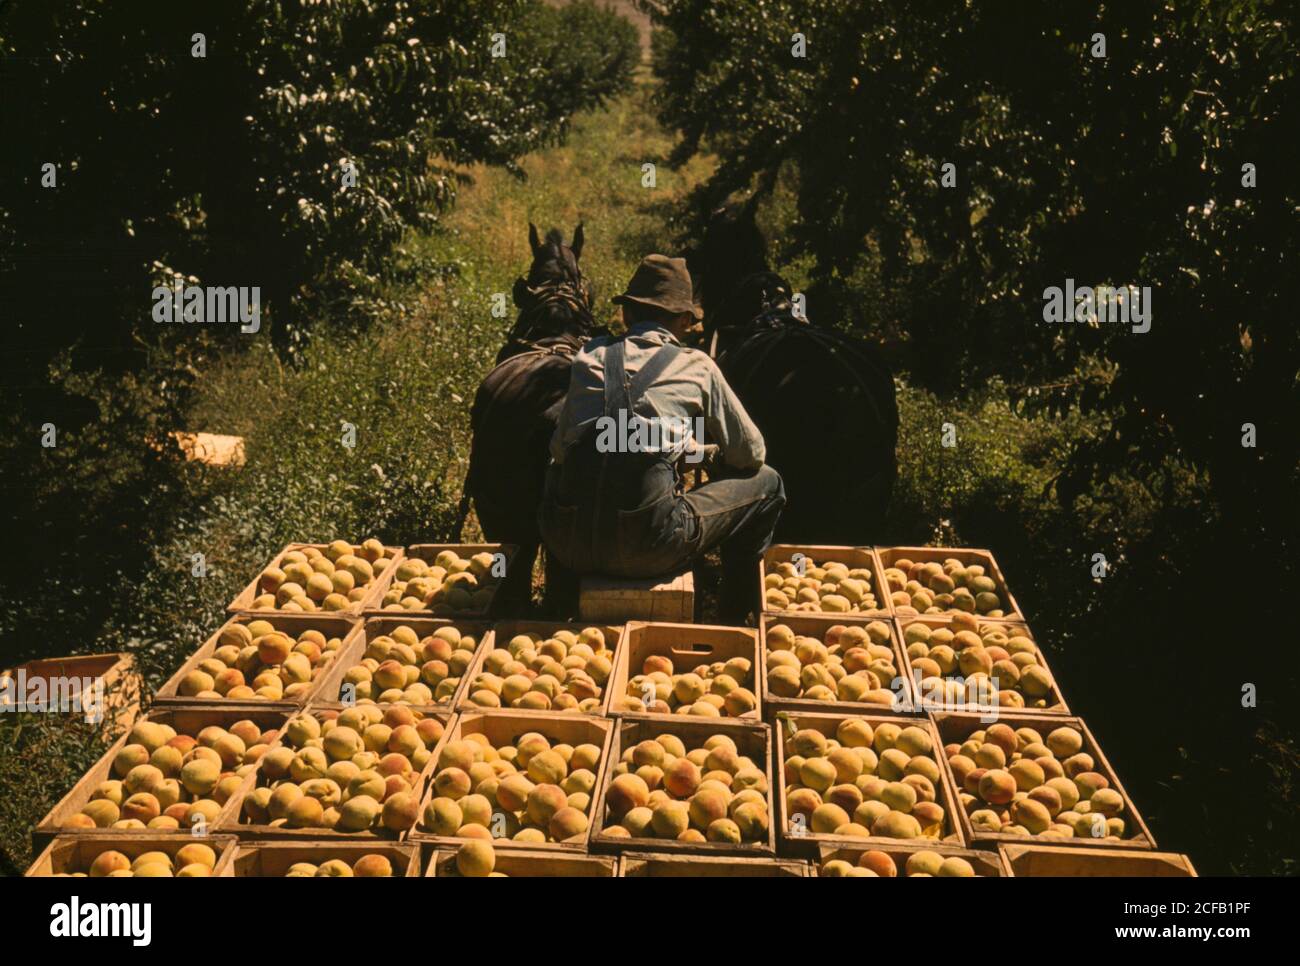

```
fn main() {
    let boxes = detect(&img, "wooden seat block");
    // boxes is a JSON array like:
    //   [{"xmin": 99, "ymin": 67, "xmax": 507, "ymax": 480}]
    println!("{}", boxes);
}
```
[{"xmin": 579, "ymin": 571, "xmax": 695, "ymax": 624}]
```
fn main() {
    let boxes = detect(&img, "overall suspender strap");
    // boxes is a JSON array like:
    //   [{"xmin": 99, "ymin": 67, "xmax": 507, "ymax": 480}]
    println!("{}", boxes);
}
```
[
  {"xmin": 603, "ymin": 338, "xmax": 631, "ymax": 417},
  {"xmin": 603, "ymin": 338, "xmax": 682, "ymax": 418},
  {"xmin": 629, "ymin": 343, "xmax": 682, "ymax": 405}
]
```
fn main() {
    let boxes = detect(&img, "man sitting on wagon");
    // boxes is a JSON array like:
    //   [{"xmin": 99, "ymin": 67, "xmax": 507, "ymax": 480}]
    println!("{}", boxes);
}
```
[{"xmin": 538, "ymin": 254, "xmax": 785, "ymax": 623}]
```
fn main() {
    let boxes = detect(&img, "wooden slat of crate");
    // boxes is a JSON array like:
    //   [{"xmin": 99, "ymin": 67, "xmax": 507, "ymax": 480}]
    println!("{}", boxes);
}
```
[
  {"xmin": 219, "ymin": 707, "xmax": 448, "ymax": 842},
  {"xmin": 410, "ymin": 709, "xmax": 613, "ymax": 852},
  {"xmin": 760, "ymin": 544, "xmax": 892, "ymax": 618},
  {"xmin": 618, "ymin": 851, "xmax": 808, "ymax": 877},
  {"xmin": 773, "ymin": 709, "xmax": 965, "ymax": 855},
  {"xmin": 27, "ymin": 833, "xmax": 238, "ymax": 877},
  {"xmin": 228, "ymin": 841, "xmax": 421, "ymax": 877},
  {"xmin": 590, "ymin": 716, "xmax": 776, "ymax": 858},
  {"xmin": 154, "ymin": 613, "xmax": 362, "ymax": 708},
  {"xmin": 456, "ymin": 620, "xmax": 626, "ymax": 717},
  {"xmin": 876, "ymin": 545, "xmax": 1025, "ymax": 622},
  {"xmin": 428, "ymin": 848, "xmax": 617, "ymax": 877},
  {"xmin": 227, "ymin": 542, "xmax": 403, "ymax": 616},
  {"xmin": 758, "ymin": 612, "xmax": 917, "ymax": 716},
  {"xmin": 579, "ymin": 570, "xmax": 694, "ymax": 624},
  {"xmin": 605, "ymin": 620, "xmax": 762, "ymax": 721},
  {"xmin": 34, "ymin": 706, "xmax": 290, "ymax": 846},
  {"xmin": 999, "ymin": 842, "xmax": 1196, "ymax": 877},
  {"xmin": 365, "ymin": 543, "xmax": 519, "ymax": 619},
  {"xmin": 309, "ymin": 616, "xmax": 492, "ymax": 713},
  {"xmin": 931, "ymin": 710, "xmax": 1156, "ymax": 850},
  {"xmin": 1, "ymin": 652, "xmax": 141, "ymax": 734},
  {"xmin": 895, "ymin": 615, "xmax": 1069, "ymax": 714},
  {"xmin": 815, "ymin": 841, "xmax": 1009, "ymax": 877}
]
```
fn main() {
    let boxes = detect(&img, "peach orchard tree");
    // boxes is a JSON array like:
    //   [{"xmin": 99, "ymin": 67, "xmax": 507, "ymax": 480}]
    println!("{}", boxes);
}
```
[{"xmin": 646, "ymin": 0, "xmax": 1296, "ymax": 527}]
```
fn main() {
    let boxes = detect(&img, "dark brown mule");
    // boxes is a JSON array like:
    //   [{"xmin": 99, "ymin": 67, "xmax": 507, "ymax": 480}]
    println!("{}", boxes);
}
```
[
  {"xmin": 462, "ymin": 224, "xmax": 600, "ymax": 611},
  {"xmin": 691, "ymin": 200, "xmax": 899, "ymax": 544}
]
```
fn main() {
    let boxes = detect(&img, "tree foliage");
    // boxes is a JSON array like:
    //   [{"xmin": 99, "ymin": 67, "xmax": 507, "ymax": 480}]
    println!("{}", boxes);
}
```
[
  {"xmin": 646, "ymin": 0, "xmax": 1298, "ymax": 526},
  {"xmin": 0, "ymin": 0, "xmax": 638, "ymax": 660}
]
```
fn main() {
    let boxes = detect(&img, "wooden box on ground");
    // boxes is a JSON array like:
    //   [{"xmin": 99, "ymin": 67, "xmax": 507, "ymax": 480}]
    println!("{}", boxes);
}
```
[
  {"xmin": 366, "ymin": 543, "xmax": 519, "ymax": 619},
  {"xmin": 760, "ymin": 544, "xmax": 891, "ymax": 618},
  {"xmin": 1000, "ymin": 842, "xmax": 1196, "ymax": 876},
  {"xmin": 605, "ymin": 621, "xmax": 762, "ymax": 720},
  {"xmin": 619, "ymin": 852, "xmax": 808, "ymax": 877},
  {"xmin": 35, "ymin": 706, "xmax": 290, "ymax": 846},
  {"xmin": 877, "ymin": 546, "xmax": 1025, "ymax": 622},
  {"xmin": 590, "ymin": 716, "xmax": 776, "ymax": 858},
  {"xmin": 815, "ymin": 842, "xmax": 1008, "ymax": 877},
  {"xmin": 229, "ymin": 841, "xmax": 421, "ymax": 876},
  {"xmin": 171, "ymin": 431, "xmax": 245, "ymax": 467},
  {"xmin": 410, "ymin": 710, "xmax": 613, "ymax": 853},
  {"xmin": 456, "ymin": 619, "xmax": 626, "ymax": 717},
  {"xmin": 310, "ymin": 616, "xmax": 492, "ymax": 713},
  {"xmin": 759, "ymin": 613, "xmax": 916, "ymax": 716},
  {"xmin": 579, "ymin": 570, "xmax": 694, "ymax": 624},
  {"xmin": 932, "ymin": 711, "xmax": 1156, "ymax": 850},
  {"xmin": 27, "ymin": 834, "xmax": 238, "ymax": 877},
  {"xmin": 774, "ymin": 709, "xmax": 964, "ymax": 855},
  {"xmin": 1, "ymin": 652, "xmax": 141, "ymax": 735},
  {"xmin": 227, "ymin": 542, "xmax": 403, "ymax": 615},
  {"xmin": 896, "ymin": 615, "xmax": 1068, "ymax": 714},
  {"xmin": 155, "ymin": 613, "xmax": 362, "ymax": 708},
  {"xmin": 220, "ymin": 707, "xmax": 449, "ymax": 842},
  {"xmin": 428, "ymin": 848, "xmax": 617, "ymax": 877}
]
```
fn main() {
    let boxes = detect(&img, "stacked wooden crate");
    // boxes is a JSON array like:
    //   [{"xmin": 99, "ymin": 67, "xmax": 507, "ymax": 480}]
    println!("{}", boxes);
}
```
[{"xmin": 27, "ymin": 539, "xmax": 1194, "ymax": 878}]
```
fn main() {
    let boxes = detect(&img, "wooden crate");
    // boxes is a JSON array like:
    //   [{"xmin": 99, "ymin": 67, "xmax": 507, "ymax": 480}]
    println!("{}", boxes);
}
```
[
  {"xmin": 877, "ymin": 546, "xmax": 1025, "ymax": 622},
  {"xmin": 227, "ymin": 542, "xmax": 403, "ymax": 615},
  {"xmin": 1000, "ymin": 842, "xmax": 1196, "ymax": 877},
  {"xmin": 759, "ymin": 613, "xmax": 916, "ymax": 716},
  {"xmin": 606, "ymin": 621, "xmax": 762, "ymax": 721},
  {"xmin": 154, "ymin": 613, "xmax": 362, "ymax": 708},
  {"xmin": 618, "ymin": 852, "xmax": 808, "ymax": 877},
  {"xmin": 428, "ymin": 848, "xmax": 617, "ymax": 877},
  {"xmin": 896, "ymin": 615, "xmax": 1069, "ymax": 714},
  {"xmin": 1, "ymin": 652, "xmax": 141, "ymax": 735},
  {"xmin": 34, "ymin": 706, "xmax": 289, "ymax": 846},
  {"xmin": 27, "ymin": 833, "xmax": 238, "ymax": 877},
  {"xmin": 309, "ymin": 616, "xmax": 492, "ymax": 712},
  {"xmin": 171, "ymin": 431, "xmax": 245, "ymax": 467},
  {"xmin": 774, "ymin": 709, "xmax": 964, "ymax": 854},
  {"xmin": 579, "ymin": 570, "xmax": 695, "ymax": 623},
  {"xmin": 366, "ymin": 543, "xmax": 519, "ymax": 619},
  {"xmin": 590, "ymin": 716, "xmax": 776, "ymax": 858},
  {"xmin": 220, "ymin": 707, "xmax": 449, "ymax": 842},
  {"xmin": 815, "ymin": 842, "xmax": 1009, "ymax": 877},
  {"xmin": 932, "ymin": 710, "xmax": 1156, "ymax": 850},
  {"xmin": 410, "ymin": 710, "xmax": 613, "ymax": 852},
  {"xmin": 228, "ymin": 841, "xmax": 421, "ymax": 876},
  {"xmin": 456, "ymin": 620, "xmax": 626, "ymax": 717},
  {"xmin": 760, "ymin": 544, "xmax": 891, "ymax": 618}
]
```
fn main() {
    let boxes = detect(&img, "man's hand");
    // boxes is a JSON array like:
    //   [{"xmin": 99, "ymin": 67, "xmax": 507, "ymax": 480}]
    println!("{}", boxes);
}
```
[{"xmin": 683, "ymin": 441, "xmax": 720, "ymax": 467}]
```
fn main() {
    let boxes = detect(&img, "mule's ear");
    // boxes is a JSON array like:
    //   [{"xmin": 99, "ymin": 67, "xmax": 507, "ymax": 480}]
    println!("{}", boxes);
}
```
[
  {"xmin": 571, "ymin": 223, "xmax": 585, "ymax": 260},
  {"xmin": 528, "ymin": 222, "xmax": 542, "ymax": 255}
]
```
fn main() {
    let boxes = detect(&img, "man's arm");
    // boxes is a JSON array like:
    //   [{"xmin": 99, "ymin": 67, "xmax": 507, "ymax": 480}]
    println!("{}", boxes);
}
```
[{"xmin": 704, "ymin": 358, "xmax": 766, "ymax": 471}]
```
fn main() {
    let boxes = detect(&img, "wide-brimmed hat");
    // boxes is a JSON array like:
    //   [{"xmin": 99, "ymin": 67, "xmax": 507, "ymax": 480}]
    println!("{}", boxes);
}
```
[{"xmin": 612, "ymin": 254, "xmax": 703, "ymax": 320}]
